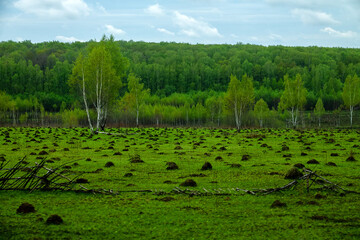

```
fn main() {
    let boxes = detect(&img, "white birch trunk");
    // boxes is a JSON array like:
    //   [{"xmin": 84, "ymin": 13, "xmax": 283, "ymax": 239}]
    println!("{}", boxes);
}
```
[{"xmin": 82, "ymin": 66, "xmax": 93, "ymax": 133}]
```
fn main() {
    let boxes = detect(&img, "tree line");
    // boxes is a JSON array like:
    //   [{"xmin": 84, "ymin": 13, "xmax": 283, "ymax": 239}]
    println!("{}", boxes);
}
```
[{"xmin": 0, "ymin": 37, "xmax": 360, "ymax": 128}]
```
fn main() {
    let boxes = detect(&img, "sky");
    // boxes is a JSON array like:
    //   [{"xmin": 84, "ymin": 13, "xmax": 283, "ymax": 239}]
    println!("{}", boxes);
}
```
[{"xmin": 0, "ymin": 0, "xmax": 359, "ymax": 47}]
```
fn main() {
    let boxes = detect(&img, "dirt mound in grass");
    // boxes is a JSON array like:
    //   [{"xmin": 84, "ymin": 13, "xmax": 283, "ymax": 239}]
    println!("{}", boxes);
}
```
[
  {"xmin": 307, "ymin": 159, "xmax": 319, "ymax": 164},
  {"xmin": 105, "ymin": 161, "xmax": 115, "ymax": 167},
  {"xmin": 129, "ymin": 154, "xmax": 144, "ymax": 163},
  {"xmin": 281, "ymin": 145, "xmax": 289, "ymax": 151},
  {"xmin": 46, "ymin": 214, "xmax": 63, "ymax": 225},
  {"xmin": 180, "ymin": 179, "xmax": 197, "ymax": 187},
  {"xmin": 75, "ymin": 178, "xmax": 89, "ymax": 183},
  {"xmin": 215, "ymin": 156, "xmax": 223, "ymax": 161},
  {"xmin": 124, "ymin": 173, "xmax": 133, "ymax": 177},
  {"xmin": 230, "ymin": 163, "xmax": 241, "ymax": 168},
  {"xmin": 201, "ymin": 162, "xmax": 212, "ymax": 170},
  {"xmin": 241, "ymin": 155, "xmax": 250, "ymax": 161},
  {"xmin": 326, "ymin": 162, "xmax": 337, "ymax": 166},
  {"xmin": 346, "ymin": 156, "xmax": 356, "ymax": 162},
  {"xmin": 38, "ymin": 150, "xmax": 48, "ymax": 155},
  {"xmin": 271, "ymin": 200, "xmax": 287, "ymax": 208},
  {"xmin": 166, "ymin": 162, "xmax": 179, "ymax": 170},
  {"xmin": 294, "ymin": 163, "xmax": 305, "ymax": 168},
  {"xmin": 17, "ymin": 203, "xmax": 36, "ymax": 214},
  {"xmin": 284, "ymin": 167, "xmax": 303, "ymax": 179}
]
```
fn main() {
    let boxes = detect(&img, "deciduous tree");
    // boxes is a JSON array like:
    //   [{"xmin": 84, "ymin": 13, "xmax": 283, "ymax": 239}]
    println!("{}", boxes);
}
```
[
  {"xmin": 254, "ymin": 98, "xmax": 269, "ymax": 128},
  {"xmin": 342, "ymin": 74, "xmax": 360, "ymax": 127},
  {"xmin": 314, "ymin": 98, "xmax": 325, "ymax": 127},
  {"xmin": 69, "ymin": 37, "xmax": 127, "ymax": 133},
  {"xmin": 225, "ymin": 74, "xmax": 254, "ymax": 129},
  {"xmin": 123, "ymin": 73, "xmax": 150, "ymax": 127},
  {"xmin": 279, "ymin": 74, "xmax": 307, "ymax": 128}
]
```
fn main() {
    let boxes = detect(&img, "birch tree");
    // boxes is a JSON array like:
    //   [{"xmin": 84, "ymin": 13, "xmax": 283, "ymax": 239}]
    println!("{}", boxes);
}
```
[
  {"xmin": 225, "ymin": 74, "xmax": 254, "ymax": 129},
  {"xmin": 69, "ymin": 38, "xmax": 127, "ymax": 133},
  {"xmin": 123, "ymin": 74, "xmax": 150, "ymax": 127},
  {"xmin": 205, "ymin": 94, "xmax": 223, "ymax": 126},
  {"xmin": 314, "ymin": 98, "xmax": 325, "ymax": 127},
  {"xmin": 342, "ymin": 74, "xmax": 360, "ymax": 128},
  {"xmin": 254, "ymin": 98, "xmax": 269, "ymax": 128},
  {"xmin": 279, "ymin": 74, "xmax": 307, "ymax": 128}
]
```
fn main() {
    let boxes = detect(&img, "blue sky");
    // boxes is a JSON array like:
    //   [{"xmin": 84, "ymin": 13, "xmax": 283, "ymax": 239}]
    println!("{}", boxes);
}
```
[{"xmin": 0, "ymin": 0, "xmax": 359, "ymax": 47}]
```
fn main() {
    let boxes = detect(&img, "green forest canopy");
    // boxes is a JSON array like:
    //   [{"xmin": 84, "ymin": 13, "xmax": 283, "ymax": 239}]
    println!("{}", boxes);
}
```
[{"xmin": 1, "ymin": 39, "xmax": 360, "ymax": 113}]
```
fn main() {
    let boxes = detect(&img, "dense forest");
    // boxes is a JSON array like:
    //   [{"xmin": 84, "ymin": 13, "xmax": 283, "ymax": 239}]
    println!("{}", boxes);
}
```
[{"xmin": 0, "ymin": 39, "xmax": 360, "ymax": 128}]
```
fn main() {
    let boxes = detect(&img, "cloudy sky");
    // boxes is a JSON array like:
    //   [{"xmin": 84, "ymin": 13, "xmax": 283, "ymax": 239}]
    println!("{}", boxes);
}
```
[{"xmin": 0, "ymin": 0, "xmax": 359, "ymax": 47}]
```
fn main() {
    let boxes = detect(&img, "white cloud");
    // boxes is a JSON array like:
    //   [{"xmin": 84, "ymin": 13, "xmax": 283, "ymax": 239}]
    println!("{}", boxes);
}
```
[
  {"xmin": 14, "ymin": 0, "xmax": 90, "ymax": 19},
  {"xmin": 96, "ymin": 2, "xmax": 108, "ymax": 15},
  {"xmin": 173, "ymin": 11, "xmax": 222, "ymax": 38},
  {"xmin": 292, "ymin": 9, "xmax": 338, "ymax": 25},
  {"xmin": 157, "ymin": 28, "xmax": 175, "ymax": 36},
  {"xmin": 146, "ymin": 4, "xmax": 164, "ymax": 16},
  {"xmin": 269, "ymin": 33, "xmax": 283, "ymax": 40},
  {"xmin": 321, "ymin": 27, "xmax": 356, "ymax": 38},
  {"xmin": 105, "ymin": 25, "xmax": 126, "ymax": 35},
  {"xmin": 266, "ymin": 0, "xmax": 348, "ymax": 8},
  {"xmin": 56, "ymin": 36, "xmax": 84, "ymax": 42}
]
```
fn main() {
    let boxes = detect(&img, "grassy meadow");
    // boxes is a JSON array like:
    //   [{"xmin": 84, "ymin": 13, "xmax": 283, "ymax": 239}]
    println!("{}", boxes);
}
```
[{"xmin": 0, "ymin": 127, "xmax": 359, "ymax": 239}]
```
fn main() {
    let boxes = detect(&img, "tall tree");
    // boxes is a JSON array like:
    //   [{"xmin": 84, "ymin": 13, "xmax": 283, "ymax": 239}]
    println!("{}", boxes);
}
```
[
  {"xmin": 342, "ymin": 74, "xmax": 360, "ymax": 127},
  {"xmin": 123, "ymin": 73, "xmax": 150, "ymax": 127},
  {"xmin": 279, "ymin": 74, "xmax": 307, "ymax": 128},
  {"xmin": 224, "ymin": 74, "xmax": 254, "ymax": 129},
  {"xmin": 254, "ymin": 98, "xmax": 269, "ymax": 128},
  {"xmin": 314, "ymin": 98, "xmax": 325, "ymax": 127},
  {"xmin": 69, "ymin": 41, "xmax": 126, "ymax": 133},
  {"xmin": 205, "ymin": 94, "xmax": 223, "ymax": 126}
]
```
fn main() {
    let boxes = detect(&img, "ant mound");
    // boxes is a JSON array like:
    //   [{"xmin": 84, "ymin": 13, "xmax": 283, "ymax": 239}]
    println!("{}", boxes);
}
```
[
  {"xmin": 201, "ymin": 162, "xmax": 212, "ymax": 170},
  {"xmin": 180, "ymin": 179, "xmax": 197, "ymax": 187},
  {"xmin": 46, "ymin": 214, "xmax": 63, "ymax": 225},
  {"xmin": 16, "ymin": 203, "xmax": 36, "ymax": 214},
  {"xmin": 124, "ymin": 173, "xmax": 133, "ymax": 177},
  {"xmin": 284, "ymin": 167, "xmax": 303, "ymax": 179},
  {"xmin": 346, "ymin": 156, "xmax": 356, "ymax": 162},
  {"xmin": 38, "ymin": 150, "xmax": 48, "ymax": 155},
  {"xmin": 307, "ymin": 159, "xmax": 319, "ymax": 164},
  {"xmin": 166, "ymin": 162, "xmax": 179, "ymax": 170},
  {"xmin": 293, "ymin": 163, "xmax": 305, "ymax": 169},
  {"xmin": 271, "ymin": 200, "xmax": 287, "ymax": 208},
  {"xmin": 75, "ymin": 178, "xmax": 89, "ymax": 183},
  {"xmin": 129, "ymin": 154, "xmax": 144, "ymax": 163},
  {"xmin": 105, "ymin": 161, "xmax": 115, "ymax": 167},
  {"xmin": 326, "ymin": 162, "xmax": 337, "ymax": 166}
]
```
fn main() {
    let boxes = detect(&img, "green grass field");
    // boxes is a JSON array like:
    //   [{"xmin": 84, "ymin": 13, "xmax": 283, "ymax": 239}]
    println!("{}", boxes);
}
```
[{"xmin": 0, "ymin": 127, "xmax": 359, "ymax": 239}]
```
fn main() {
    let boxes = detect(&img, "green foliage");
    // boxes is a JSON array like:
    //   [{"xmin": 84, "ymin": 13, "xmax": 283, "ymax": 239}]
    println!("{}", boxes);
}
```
[
  {"xmin": 0, "ymin": 91, "xmax": 13, "ymax": 112},
  {"xmin": 70, "ymin": 37, "xmax": 128, "ymax": 131},
  {"xmin": 122, "ymin": 73, "xmax": 150, "ymax": 126},
  {"xmin": 342, "ymin": 74, "xmax": 360, "ymax": 127},
  {"xmin": 225, "ymin": 74, "xmax": 255, "ymax": 129},
  {"xmin": 314, "ymin": 98, "xmax": 325, "ymax": 127},
  {"xmin": 61, "ymin": 109, "xmax": 86, "ymax": 128},
  {"xmin": 279, "ymin": 74, "xmax": 307, "ymax": 127},
  {"xmin": 254, "ymin": 98, "xmax": 270, "ymax": 127}
]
